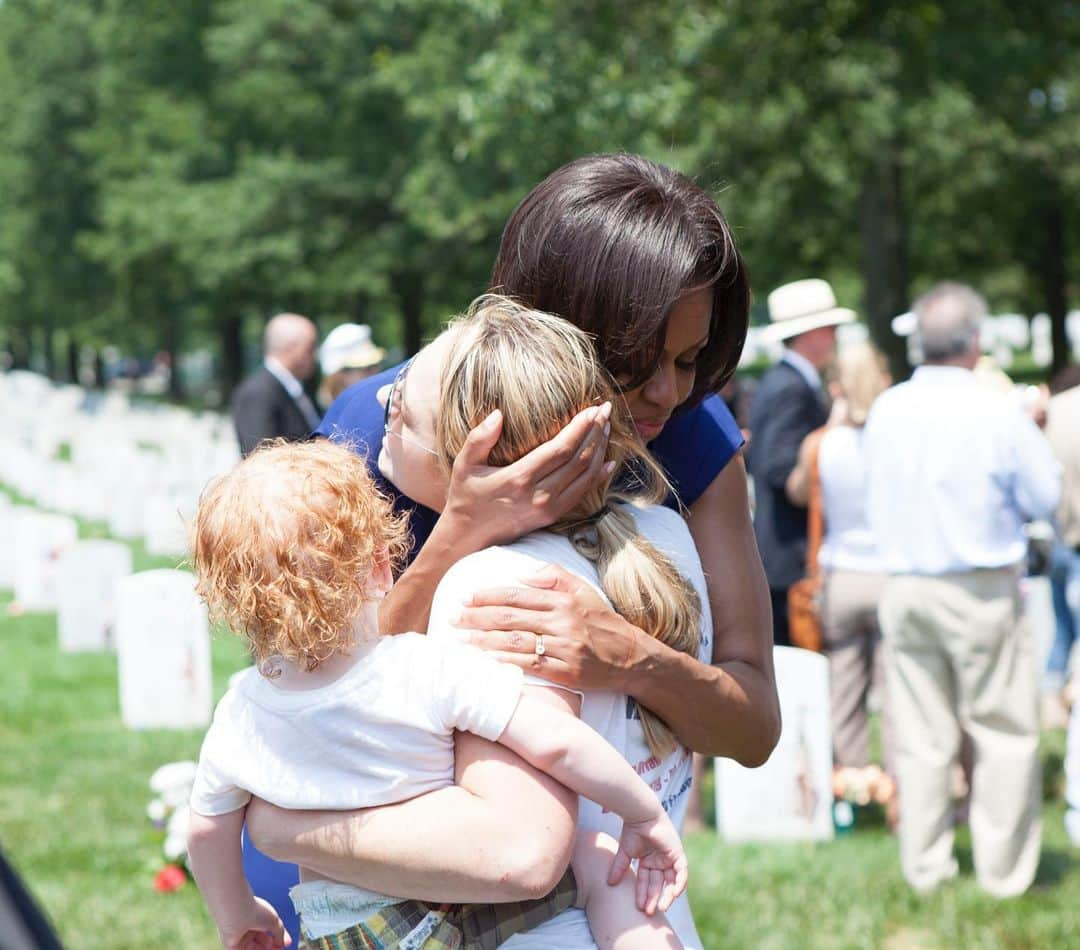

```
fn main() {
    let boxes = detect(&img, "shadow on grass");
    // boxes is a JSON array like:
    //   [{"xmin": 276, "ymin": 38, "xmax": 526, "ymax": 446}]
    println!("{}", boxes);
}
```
[
  {"xmin": 1032, "ymin": 848, "xmax": 1075, "ymax": 889},
  {"xmin": 952, "ymin": 844, "xmax": 1074, "ymax": 889},
  {"xmin": 1043, "ymin": 747, "xmax": 1066, "ymax": 801}
]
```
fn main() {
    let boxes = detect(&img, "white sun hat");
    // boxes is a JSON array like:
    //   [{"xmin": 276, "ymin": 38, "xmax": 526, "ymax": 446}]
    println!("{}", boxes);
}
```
[
  {"xmin": 319, "ymin": 323, "xmax": 386, "ymax": 375},
  {"xmin": 762, "ymin": 279, "xmax": 857, "ymax": 342}
]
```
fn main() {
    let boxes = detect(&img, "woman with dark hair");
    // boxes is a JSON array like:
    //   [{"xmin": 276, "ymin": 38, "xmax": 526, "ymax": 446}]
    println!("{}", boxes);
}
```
[{"xmin": 241, "ymin": 154, "xmax": 778, "ymax": 947}]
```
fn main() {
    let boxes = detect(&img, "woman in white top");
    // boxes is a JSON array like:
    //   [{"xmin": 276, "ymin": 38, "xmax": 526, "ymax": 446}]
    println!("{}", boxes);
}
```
[
  {"xmin": 789, "ymin": 343, "xmax": 894, "ymax": 784},
  {"xmin": 413, "ymin": 296, "xmax": 713, "ymax": 947}
]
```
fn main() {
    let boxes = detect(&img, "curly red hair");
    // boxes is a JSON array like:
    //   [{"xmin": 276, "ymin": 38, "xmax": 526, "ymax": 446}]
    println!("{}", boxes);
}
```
[{"xmin": 192, "ymin": 439, "xmax": 411, "ymax": 669}]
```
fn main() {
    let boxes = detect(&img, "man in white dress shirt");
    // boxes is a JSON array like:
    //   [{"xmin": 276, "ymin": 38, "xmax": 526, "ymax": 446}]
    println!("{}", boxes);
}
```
[{"xmin": 864, "ymin": 282, "xmax": 1061, "ymax": 897}]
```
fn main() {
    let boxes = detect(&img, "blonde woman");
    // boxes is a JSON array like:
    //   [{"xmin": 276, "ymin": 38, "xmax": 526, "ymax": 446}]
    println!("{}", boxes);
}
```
[
  {"xmin": 257, "ymin": 296, "xmax": 710, "ymax": 947},
  {"xmin": 426, "ymin": 297, "xmax": 711, "ymax": 947},
  {"xmin": 788, "ymin": 343, "xmax": 895, "ymax": 796}
]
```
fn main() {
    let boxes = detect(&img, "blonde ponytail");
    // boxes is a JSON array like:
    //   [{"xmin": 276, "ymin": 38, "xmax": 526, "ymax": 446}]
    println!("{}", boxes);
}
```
[
  {"xmin": 438, "ymin": 294, "xmax": 703, "ymax": 760},
  {"xmin": 557, "ymin": 500, "xmax": 701, "ymax": 759}
]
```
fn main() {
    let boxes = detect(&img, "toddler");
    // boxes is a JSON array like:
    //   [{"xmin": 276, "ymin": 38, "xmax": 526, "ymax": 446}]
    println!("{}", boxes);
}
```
[{"xmin": 187, "ymin": 439, "xmax": 687, "ymax": 949}]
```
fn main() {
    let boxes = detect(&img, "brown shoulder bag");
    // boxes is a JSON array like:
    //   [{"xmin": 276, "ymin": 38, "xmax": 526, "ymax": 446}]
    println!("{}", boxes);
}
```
[{"xmin": 787, "ymin": 428, "xmax": 826, "ymax": 652}]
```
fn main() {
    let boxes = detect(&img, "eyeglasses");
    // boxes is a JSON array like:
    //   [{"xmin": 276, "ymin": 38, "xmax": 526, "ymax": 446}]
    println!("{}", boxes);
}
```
[{"xmin": 383, "ymin": 357, "xmax": 439, "ymax": 457}]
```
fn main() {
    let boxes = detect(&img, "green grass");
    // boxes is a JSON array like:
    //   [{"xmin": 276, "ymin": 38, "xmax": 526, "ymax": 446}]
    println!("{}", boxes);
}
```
[
  {"xmin": 2, "ymin": 492, "xmax": 1078, "ymax": 946},
  {"xmin": 1, "ymin": 590, "xmax": 249, "ymax": 948},
  {"xmin": 686, "ymin": 793, "xmax": 1080, "ymax": 948}
]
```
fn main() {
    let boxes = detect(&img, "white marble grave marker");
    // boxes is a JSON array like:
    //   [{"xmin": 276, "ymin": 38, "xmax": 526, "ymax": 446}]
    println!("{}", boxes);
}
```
[
  {"xmin": 715, "ymin": 646, "xmax": 834, "ymax": 842},
  {"xmin": 56, "ymin": 540, "xmax": 133, "ymax": 652},
  {"xmin": 0, "ymin": 495, "xmax": 13, "ymax": 590},
  {"xmin": 115, "ymin": 569, "xmax": 212, "ymax": 730},
  {"xmin": 143, "ymin": 493, "xmax": 190, "ymax": 558},
  {"xmin": 107, "ymin": 480, "xmax": 147, "ymax": 540},
  {"xmin": 13, "ymin": 510, "xmax": 79, "ymax": 611}
]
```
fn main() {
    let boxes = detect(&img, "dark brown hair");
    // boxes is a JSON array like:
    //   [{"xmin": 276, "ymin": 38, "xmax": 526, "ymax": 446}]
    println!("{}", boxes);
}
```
[{"xmin": 490, "ymin": 153, "xmax": 750, "ymax": 407}]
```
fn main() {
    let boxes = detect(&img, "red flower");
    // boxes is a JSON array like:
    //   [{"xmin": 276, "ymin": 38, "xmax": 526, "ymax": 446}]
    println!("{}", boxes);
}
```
[{"xmin": 153, "ymin": 864, "xmax": 188, "ymax": 893}]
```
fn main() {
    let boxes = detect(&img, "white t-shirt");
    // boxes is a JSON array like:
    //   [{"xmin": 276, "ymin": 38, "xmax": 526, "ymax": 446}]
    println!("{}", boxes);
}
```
[
  {"xmin": 189, "ymin": 633, "xmax": 524, "ymax": 817},
  {"xmin": 817, "ymin": 426, "xmax": 884, "ymax": 574},
  {"xmin": 428, "ymin": 504, "xmax": 713, "ymax": 950}
]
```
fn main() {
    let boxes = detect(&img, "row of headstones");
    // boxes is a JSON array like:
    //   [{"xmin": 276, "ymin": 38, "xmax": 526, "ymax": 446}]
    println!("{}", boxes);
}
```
[
  {"xmin": 0, "ymin": 371, "xmax": 239, "ymax": 556},
  {"xmin": 0, "ymin": 445, "xmax": 197, "ymax": 557},
  {"xmin": 0, "ymin": 495, "xmax": 214, "ymax": 732}
]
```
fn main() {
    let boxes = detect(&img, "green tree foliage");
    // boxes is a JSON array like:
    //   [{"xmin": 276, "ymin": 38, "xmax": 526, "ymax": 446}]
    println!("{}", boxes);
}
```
[
  {"xmin": 0, "ymin": 0, "xmax": 106, "ymax": 373},
  {"xmin": 0, "ymin": 0, "xmax": 1076, "ymax": 391}
]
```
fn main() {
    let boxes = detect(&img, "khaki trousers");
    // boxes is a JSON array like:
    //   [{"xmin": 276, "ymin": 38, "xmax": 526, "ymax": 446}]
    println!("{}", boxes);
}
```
[
  {"xmin": 821, "ymin": 570, "xmax": 892, "ymax": 770},
  {"xmin": 879, "ymin": 567, "xmax": 1040, "ymax": 897}
]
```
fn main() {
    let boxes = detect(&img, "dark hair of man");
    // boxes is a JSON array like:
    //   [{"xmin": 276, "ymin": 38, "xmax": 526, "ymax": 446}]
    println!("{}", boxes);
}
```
[{"xmin": 489, "ymin": 153, "xmax": 750, "ymax": 410}]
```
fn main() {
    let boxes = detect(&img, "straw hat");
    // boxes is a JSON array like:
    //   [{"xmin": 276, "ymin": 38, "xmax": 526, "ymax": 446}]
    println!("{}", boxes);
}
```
[
  {"xmin": 319, "ymin": 324, "xmax": 385, "ymax": 375},
  {"xmin": 762, "ymin": 279, "xmax": 856, "ymax": 342}
]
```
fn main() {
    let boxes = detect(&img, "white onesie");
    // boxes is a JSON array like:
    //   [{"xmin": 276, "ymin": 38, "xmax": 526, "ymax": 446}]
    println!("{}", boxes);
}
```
[{"xmin": 189, "ymin": 633, "xmax": 524, "ymax": 937}]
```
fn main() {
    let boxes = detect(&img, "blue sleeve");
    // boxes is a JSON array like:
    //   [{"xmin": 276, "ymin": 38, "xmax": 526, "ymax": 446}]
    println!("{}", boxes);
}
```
[
  {"xmin": 316, "ymin": 363, "xmax": 401, "ymax": 455},
  {"xmin": 650, "ymin": 394, "xmax": 745, "ymax": 508}
]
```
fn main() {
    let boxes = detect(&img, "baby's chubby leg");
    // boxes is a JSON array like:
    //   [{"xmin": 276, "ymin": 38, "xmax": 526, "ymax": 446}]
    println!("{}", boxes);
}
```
[{"xmin": 572, "ymin": 831, "xmax": 683, "ymax": 950}]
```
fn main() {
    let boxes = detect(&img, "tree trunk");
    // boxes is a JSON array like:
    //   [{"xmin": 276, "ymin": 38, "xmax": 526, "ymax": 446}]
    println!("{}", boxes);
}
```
[
  {"xmin": 1039, "ymin": 187, "xmax": 1069, "ymax": 377},
  {"xmin": 163, "ymin": 306, "xmax": 185, "ymax": 402},
  {"xmin": 860, "ymin": 154, "xmax": 910, "ymax": 380},
  {"xmin": 393, "ymin": 270, "xmax": 426, "ymax": 357},
  {"xmin": 40, "ymin": 318, "xmax": 55, "ymax": 379},
  {"xmin": 10, "ymin": 322, "xmax": 32, "ymax": 369},
  {"xmin": 220, "ymin": 311, "xmax": 245, "ymax": 396},
  {"xmin": 66, "ymin": 337, "xmax": 79, "ymax": 383}
]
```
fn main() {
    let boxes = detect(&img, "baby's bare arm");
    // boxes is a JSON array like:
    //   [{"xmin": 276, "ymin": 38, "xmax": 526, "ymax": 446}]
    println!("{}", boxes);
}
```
[{"xmin": 189, "ymin": 807, "xmax": 289, "ymax": 947}]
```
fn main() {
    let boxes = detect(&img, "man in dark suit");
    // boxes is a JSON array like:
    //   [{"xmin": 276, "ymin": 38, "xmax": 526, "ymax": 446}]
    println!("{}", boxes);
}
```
[
  {"xmin": 749, "ymin": 279, "xmax": 853, "ymax": 645},
  {"xmin": 232, "ymin": 312, "xmax": 320, "ymax": 456}
]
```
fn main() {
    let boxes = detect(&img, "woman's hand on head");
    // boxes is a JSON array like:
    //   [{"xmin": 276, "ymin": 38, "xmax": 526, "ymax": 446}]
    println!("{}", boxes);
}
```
[
  {"xmin": 451, "ymin": 562, "xmax": 642, "ymax": 691},
  {"xmin": 441, "ymin": 402, "xmax": 613, "ymax": 549}
]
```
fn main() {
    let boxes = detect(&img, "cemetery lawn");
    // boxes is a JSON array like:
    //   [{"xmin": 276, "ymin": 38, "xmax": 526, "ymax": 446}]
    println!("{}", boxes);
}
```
[{"xmin": 2, "ymin": 577, "xmax": 1078, "ymax": 947}]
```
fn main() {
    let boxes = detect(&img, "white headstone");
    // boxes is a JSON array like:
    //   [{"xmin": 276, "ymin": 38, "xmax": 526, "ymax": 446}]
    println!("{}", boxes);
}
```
[
  {"xmin": 56, "ymin": 540, "xmax": 133, "ymax": 652},
  {"xmin": 143, "ymin": 493, "xmax": 191, "ymax": 558},
  {"xmin": 115, "ymin": 569, "xmax": 212, "ymax": 730},
  {"xmin": 1031, "ymin": 314, "xmax": 1053, "ymax": 368},
  {"xmin": 0, "ymin": 495, "xmax": 13, "ymax": 589},
  {"xmin": 716, "ymin": 646, "xmax": 835, "ymax": 842},
  {"xmin": 107, "ymin": 479, "xmax": 147, "ymax": 540},
  {"xmin": 13, "ymin": 511, "xmax": 79, "ymax": 611}
]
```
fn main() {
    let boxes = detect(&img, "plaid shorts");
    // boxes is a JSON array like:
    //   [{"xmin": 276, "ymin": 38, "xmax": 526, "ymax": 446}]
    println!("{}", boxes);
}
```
[{"xmin": 299, "ymin": 868, "xmax": 576, "ymax": 950}]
